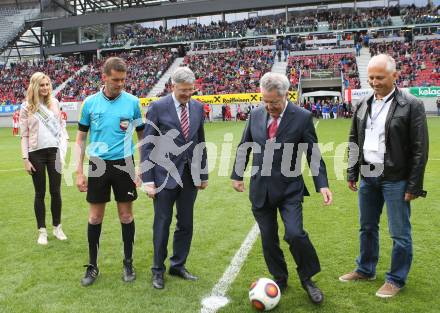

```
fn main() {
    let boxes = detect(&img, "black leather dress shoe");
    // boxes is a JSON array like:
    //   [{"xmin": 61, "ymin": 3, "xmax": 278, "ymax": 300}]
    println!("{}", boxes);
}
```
[
  {"xmin": 169, "ymin": 267, "xmax": 198, "ymax": 281},
  {"xmin": 152, "ymin": 273, "xmax": 164, "ymax": 289},
  {"xmin": 301, "ymin": 279, "xmax": 323, "ymax": 304},
  {"xmin": 275, "ymin": 278, "xmax": 288, "ymax": 292}
]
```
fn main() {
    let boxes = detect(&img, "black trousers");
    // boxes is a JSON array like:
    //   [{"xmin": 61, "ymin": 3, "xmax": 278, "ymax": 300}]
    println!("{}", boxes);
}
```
[
  {"xmin": 151, "ymin": 164, "xmax": 198, "ymax": 274},
  {"xmin": 28, "ymin": 147, "xmax": 62, "ymax": 229},
  {"xmin": 252, "ymin": 197, "xmax": 320, "ymax": 282}
]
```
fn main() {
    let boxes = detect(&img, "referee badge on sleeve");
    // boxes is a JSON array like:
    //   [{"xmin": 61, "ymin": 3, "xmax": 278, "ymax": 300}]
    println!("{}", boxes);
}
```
[{"xmin": 120, "ymin": 118, "xmax": 130, "ymax": 131}]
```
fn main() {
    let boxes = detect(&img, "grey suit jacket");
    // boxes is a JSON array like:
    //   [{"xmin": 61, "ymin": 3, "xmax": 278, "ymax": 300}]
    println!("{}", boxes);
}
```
[{"xmin": 231, "ymin": 102, "xmax": 329, "ymax": 208}]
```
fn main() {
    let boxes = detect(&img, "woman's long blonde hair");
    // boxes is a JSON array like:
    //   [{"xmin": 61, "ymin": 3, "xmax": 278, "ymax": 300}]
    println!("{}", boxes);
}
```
[{"xmin": 26, "ymin": 72, "xmax": 53, "ymax": 113}]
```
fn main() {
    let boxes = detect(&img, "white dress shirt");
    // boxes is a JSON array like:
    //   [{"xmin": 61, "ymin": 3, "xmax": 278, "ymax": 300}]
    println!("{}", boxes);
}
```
[{"xmin": 363, "ymin": 88, "xmax": 395, "ymax": 164}]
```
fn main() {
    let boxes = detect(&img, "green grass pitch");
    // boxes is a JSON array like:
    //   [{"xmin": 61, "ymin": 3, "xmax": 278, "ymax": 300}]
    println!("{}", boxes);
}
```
[{"xmin": 0, "ymin": 117, "xmax": 439, "ymax": 313}]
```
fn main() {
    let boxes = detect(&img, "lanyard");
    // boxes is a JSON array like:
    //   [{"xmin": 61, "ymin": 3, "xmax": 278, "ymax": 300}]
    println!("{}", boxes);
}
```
[
  {"xmin": 369, "ymin": 94, "xmax": 393, "ymax": 130},
  {"xmin": 370, "ymin": 100, "xmax": 387, "ymax": 129}
]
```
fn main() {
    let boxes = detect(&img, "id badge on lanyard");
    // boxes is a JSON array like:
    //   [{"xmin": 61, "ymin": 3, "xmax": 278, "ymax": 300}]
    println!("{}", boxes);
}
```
[
  {"xmin": 363, "ymin": 101, "xmax": 385, "ymax": 152},
  {"xmin": 364, "ymin": 128, "xmax": 380, "ymax": 151}
]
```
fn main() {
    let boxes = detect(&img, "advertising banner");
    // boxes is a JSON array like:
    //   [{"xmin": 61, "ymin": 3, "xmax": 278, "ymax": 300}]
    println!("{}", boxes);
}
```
[{"xmin": 140, "ymin": 92, "xmax": 298, "ymax": 106}]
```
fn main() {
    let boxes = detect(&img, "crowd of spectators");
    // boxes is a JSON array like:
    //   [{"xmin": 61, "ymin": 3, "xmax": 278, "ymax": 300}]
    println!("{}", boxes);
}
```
[
  {"xmin": 102, "ymin": 34, "xmax": 129, "ymax": 48},
  {"xmin": 118, "ymin": 21, "xmax": 249, "ymax": 47},
  {"xmin": 401, "ymin": 4, "xmax": 440, "ymax": 25},
  {"xmin": 0, "ymin": 57, "xmax": 82, "ymax": 105},
  {"xmin": 1, "ymin": 14, "xmax": 438, "ymax": 105},
  {"xmin": 106, "ymin": 15, "xmax": 318, "ymax": 47},
  {"xmin": 340, "ymin": 55, "xmax": 361, "ymax": 89},
  {"xmin": 58, "ymin": 49, "xmax": 175, "ymax": 101},
  {"xmin": 328, "ymin": 8, "xmax": 393, "ymax": 30},
  {"xmin": 286, "ymin": 15, "xmax": 319, "ymax": 33},
  {"xmin": 100, "ymin": 5, "xmax": 438, "ymax": 48},
  {"xmin": 191, "ymin": 32, "xmax": 358, "ymax": 52},
  {"xmin": 286, "ymin": 53, "xmax": 361, "ymax": 90},
  {"xmin": 369, "ymin": 40, "xmax": 440, "ymax": 87},
  {"xmin": 57, "ymin": 60, "xmax": 101, "ymax": 102},
  {"xmin": 158, "ymin": 49, "xmax": 273, "ymax": 96},
  {"xmin": 193, "ymin": 38, "xmax": 273, "ymax": 51},
  {"xmin": 250, "ymin": 15, "xmax": 288, "ymax": 35},
  {"xmin": 302, "ymin": 99, "xmax": 353, "ymax": 119}
]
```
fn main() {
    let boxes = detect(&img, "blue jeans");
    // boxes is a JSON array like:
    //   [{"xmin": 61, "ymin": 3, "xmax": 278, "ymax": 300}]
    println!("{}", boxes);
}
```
[{"xmin": 355, "ymin": 177, "xmax": 412, "ymax": 288}]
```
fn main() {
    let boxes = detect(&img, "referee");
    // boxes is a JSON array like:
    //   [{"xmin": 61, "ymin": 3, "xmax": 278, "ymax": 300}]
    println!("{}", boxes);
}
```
[{"xmin": 75, "ymin": 57, "xmax": 145, "ymax": 286}]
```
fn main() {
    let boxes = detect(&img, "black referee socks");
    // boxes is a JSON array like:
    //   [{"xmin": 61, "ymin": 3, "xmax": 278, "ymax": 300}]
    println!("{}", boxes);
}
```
[
  {"xmin": 121, "ymin": 220, "xmax": 135, "ymax": 260},
  {"xmin": 87, "ymin": 223, "xmax": 102, "ymax": 266}
]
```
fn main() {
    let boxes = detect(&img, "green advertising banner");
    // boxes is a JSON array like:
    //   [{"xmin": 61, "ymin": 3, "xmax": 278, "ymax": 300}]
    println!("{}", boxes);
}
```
[{"xmin": 409, "ymin": 87, "xmax": 440, "ymax": 97}]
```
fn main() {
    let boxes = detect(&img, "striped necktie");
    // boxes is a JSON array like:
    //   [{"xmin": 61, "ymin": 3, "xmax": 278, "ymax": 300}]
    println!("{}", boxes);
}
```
[{"xmin": 180, "ymin": 103, "xmax": 189, "ymax": 140}]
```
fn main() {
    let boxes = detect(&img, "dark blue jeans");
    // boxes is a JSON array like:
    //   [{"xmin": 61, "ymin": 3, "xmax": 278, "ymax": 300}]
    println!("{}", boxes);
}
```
[{"xmin": 355, "ymin": 177, "xmax": 412, "ymax": 288}]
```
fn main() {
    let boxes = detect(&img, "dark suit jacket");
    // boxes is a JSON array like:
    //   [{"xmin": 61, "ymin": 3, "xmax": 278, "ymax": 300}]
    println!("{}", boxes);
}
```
[
  {"xmin": 231, "ymin": 102, "xmax": 329, "ymax": 208},
  {"xmin": 141, "ymin": 94, "xmax": 208, "ymax": 189}
]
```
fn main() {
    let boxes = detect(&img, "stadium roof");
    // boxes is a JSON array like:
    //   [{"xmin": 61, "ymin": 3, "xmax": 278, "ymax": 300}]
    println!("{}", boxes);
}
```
[{"xmin": 68, "ymin": 0, "xmax": 184, "ymax": 14}]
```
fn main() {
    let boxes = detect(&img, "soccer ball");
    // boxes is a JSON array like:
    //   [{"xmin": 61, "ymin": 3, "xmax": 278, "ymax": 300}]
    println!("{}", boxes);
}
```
[{"xmin": 249, "ymin": 278, "xmax": 281, "ymax": 311}]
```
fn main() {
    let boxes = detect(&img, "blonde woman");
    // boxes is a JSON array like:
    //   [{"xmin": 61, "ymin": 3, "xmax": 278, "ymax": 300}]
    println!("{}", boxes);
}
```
[{"xmin": 20, "ymin": 72, "xmax": 68, "ymax": 245}]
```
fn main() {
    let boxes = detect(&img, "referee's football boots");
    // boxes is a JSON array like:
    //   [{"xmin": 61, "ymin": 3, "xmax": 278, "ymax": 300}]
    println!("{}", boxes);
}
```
[
  {"xmin": 81, "ymin": 264, "xmax": 99, "ymax": 286},
  {"xmin": 122, "ymin": 258, "xmax": 136, "ymax": 282}
]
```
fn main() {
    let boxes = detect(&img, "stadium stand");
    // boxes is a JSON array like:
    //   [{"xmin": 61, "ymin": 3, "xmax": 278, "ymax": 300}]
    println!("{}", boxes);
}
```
[
  {"xmin": 328, "ymin": 8, "xmax": 393, "ymax": 30},
  {"xmin": 0, "ymin": 1, "xmax": 439, "ymax": 106},
  {"xmin": 58, "ymin": 49, "xmax": 175, "ymax": 101},
  {"xmin": 158, "ymin": 49, "xmax": 274, "ymax": 96},
  {"xmin": 369, "ymin": 40, "xmax": 440, "ymax": 87},
  {"xmin": 401, "ymin": 4, "xmax": 440, "ymax": 25},
  {"xmin": 109, "ymin": 21, "xmax": 249, "ymax": 47},
  {"xmin": 105, "ymin": 13, "xmax": 320, "ymax": 48},
  {"xmin": 287, "ymin": 53, "xmax": 361, "ymax": 90},
  {"xmin": 101, "ymin": 4, "xmax": 439, "ymax": 49},
  {"xmin": 0, "ymin": 57, "xmax": 82, "ymax": 105},
  {"xmin": 102, "ymin": 34, "xmax": 129, "ymax": 49}
]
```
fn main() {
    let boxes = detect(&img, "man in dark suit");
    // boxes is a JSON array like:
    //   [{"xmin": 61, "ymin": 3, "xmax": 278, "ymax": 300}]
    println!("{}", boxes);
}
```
[
  {"xmin": 231, "ymin": 72, "xmax": 333, "ymax": 304},
  {"xmin": 140, "ymin": 67, "xmax": 208, "ymax": 289}
]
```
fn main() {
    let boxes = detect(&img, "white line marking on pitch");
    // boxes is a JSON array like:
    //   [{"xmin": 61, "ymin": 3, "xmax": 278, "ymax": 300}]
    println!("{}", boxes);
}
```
[
  {"xmin": 0, "ymin": 168, "xmax": 23, "ymax": 172},
  {"xmin": 200, "ymin": 223, "xmax": 260, "ymax": 313}
]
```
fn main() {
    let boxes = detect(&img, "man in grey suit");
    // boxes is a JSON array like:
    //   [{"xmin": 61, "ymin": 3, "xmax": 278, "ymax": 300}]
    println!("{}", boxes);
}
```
[
  {"xmin": 231, "ymin": 72, "xmax": 332, "ymax": 304},
  {"xmin": 141, "ymin": 67, "xmax": 208, "ymax": 289}
]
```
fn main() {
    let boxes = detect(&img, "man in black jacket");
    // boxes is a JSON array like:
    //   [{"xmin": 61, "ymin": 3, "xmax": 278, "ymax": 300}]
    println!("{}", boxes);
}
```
[{"xmin": 339, "ymin": 54, "xmax": 429, "ymax": 298}]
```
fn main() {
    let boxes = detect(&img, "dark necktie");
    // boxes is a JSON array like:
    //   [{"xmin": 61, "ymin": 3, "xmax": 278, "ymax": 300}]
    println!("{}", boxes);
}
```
[{"xmin": 180, "ymin": 103, "xmax": 189, "ymax": 140}]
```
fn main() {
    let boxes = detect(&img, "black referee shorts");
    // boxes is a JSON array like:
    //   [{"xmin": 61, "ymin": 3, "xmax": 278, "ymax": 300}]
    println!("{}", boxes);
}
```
[{"xmin": 87, "ymin": 157, "xmax": 138, "ymax": 204}]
